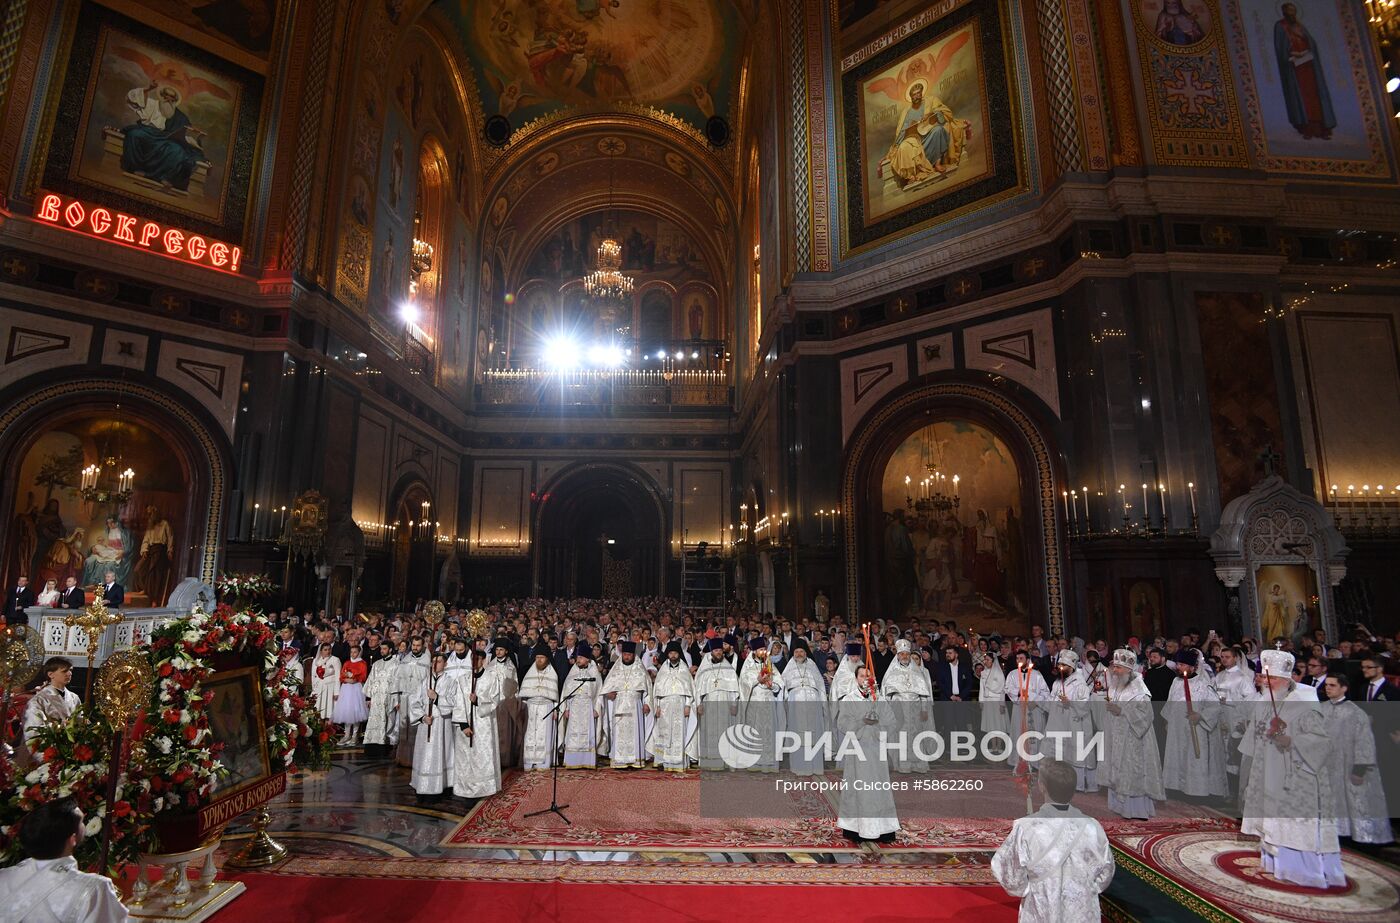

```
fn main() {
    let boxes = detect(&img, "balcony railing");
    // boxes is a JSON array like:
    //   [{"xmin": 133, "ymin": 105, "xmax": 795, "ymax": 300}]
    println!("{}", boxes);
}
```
[{"xmin": 480, "ymin": 368, "xmax": 730, "ymax": 408}]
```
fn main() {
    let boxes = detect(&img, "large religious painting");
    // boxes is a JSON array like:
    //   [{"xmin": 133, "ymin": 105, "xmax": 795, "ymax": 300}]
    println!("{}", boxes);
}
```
[
  {"xmin": 442, "ymin": 0, "xmax": 740, "ymax": 134},
  {"xmin": 877, "ymin": 420, "xmax": 1029, "ymax": 634},
  {"xmin": 94, "ymin": 0, "xmax": 280, "ymax": 65},
  {"xmin": 1139, "ymin": 0, "xmax": 1212, "ymax": 48},
  {"xmin": 1121, "ymin": 578, "xmax": 1165, "ymax": 641},
  {"xmin": 1226, "ymin": 0, "xmax": 1394, "ymax": 178},
  {"xmin": 1253, "ymin": 563, "xmax": 1321, "ymax": 647},
  {"xmin": 42, "ymin": 2, "xmax": 264, "ymax": 241},
  {"xmin": 839, "ymin": 0, "xmax": 1023, "ymax": 255},
  {"xmin": 5, "ymin": 416, "xmax": 188, "ymax": 607}
]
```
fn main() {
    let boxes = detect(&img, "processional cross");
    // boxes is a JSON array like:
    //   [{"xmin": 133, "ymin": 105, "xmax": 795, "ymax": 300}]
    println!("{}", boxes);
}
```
[{"xmin": 64, "ymin": 597, "xmax": 124, "ymax": 699}]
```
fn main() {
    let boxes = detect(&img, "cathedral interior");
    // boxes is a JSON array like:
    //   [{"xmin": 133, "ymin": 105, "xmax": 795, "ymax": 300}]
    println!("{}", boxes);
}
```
[{"xmin": 2, "ymin": 0, "xmax": 1400, "ymax": 920}]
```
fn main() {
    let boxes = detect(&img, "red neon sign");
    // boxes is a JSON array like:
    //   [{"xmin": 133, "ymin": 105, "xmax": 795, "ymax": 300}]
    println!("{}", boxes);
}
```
[{"xmin": 35, "ymin": 192, "xmax": 241, "ymax": 274}]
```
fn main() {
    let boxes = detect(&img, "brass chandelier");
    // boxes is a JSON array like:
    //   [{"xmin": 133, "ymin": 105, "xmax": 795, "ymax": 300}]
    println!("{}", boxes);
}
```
[{"xmin": 581, "ymin": 150, "xmax": 633, "ymax": 306}]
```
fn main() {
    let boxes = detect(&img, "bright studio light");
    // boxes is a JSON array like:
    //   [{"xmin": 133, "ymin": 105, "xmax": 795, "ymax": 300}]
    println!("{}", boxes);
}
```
[
  {"xmin": 398, "ymin": 301, "xmax": 420, "ymax": 326},
  {"xmin": 542, "ymin": 336, "xmax": 581, "ymax": 371},
  {"xmin": 1389, "ymin": 76, "xmax": 1400, "ymax": 93}
]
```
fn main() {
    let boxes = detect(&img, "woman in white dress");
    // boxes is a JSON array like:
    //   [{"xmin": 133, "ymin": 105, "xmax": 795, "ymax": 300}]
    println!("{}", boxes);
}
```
[
  {"xmin": 978, "ymin": 651, "xmax": 1011, "ymax": 736},
  {"xmin": 310, "ymin": 642, "xmax": 342, "ymax": 722},
  {"xmin": 35, "ymin": 579, "xmax": 59, "ymax": 608}
]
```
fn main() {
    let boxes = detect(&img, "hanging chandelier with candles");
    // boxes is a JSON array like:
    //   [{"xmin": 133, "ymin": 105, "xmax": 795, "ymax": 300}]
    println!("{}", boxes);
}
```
[
  {"xmin": 581, "ymin": 149, "xmax": 633, "ymax": 309},
  {"xmin": 905, "ymin": 425, "xmax": 960, "ymax": 515},
  {"xmin": 80, "ymin": 414, "xmax": 136, "ymax": 512},
  {"xmin": 1367, "ymin": 0, "xmax": 1400, "ymax": 49}
]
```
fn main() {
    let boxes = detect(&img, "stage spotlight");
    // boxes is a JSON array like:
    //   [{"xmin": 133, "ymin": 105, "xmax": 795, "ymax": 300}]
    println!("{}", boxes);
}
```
[
  {"xmin": 674, "ymin": 350, "xmax": 685, "ymax": 359},
  {"xmin": 398, "ymin": 301, "xmax": 420, "ymax": 326},
  {"xmin": 542, "ymin": 336, "xmax": 580, "ymax": 371},
  {"xmin": 588, "ymin": 343, "xmax": 625, "ymax": 367},
  {"xmin": 691, "ymin": 350, "xmax": 699, "ymax": 359}
]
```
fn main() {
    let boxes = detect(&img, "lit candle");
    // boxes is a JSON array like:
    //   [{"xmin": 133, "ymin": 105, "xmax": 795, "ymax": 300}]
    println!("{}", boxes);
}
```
[
  {"xmin": 252, "ymin": 503, "xmax": 260, "ymax": 536},
  {"xmin": 1063, "ymin": 490, "xmax": 1070, "ymax": 521},
  {"xmin": 1119, "ymin": 484, "xmax": 1127, "ymax": 516},
  {"xmin": 1158, "ymin": 483, "xmax": 1167, "ymax": 524},
  {"xmin": 1070, "ymin": 490, "xmax": 1079, "ymax": 527},
  {"xmin": 953, "ymin": 474, "xmax": 960, "ymax": 497},
  {"xmin": 1188, "ymin": 482, "xmax": 1198, "ymax": 518},
  {"xmin": 1141, "ymin": 483, "xmax": 1149, "ymax": 520},
  {"xmin": 1081, "ymin": 486, "xmax": 1089, "ymax": 529}
]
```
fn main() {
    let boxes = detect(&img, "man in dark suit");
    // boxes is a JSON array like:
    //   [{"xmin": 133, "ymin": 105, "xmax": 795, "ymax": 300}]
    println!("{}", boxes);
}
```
[
  {"xmin": 1356, "ymin": 656, "xmax": 1400, "ymax": 702},
  {"xmin": 58, "ymin": 576, "xmax": 86, "ymax": 609},
  {"xmin": 4, "ymin": 575, "xmax": 35, "ymax": 623},
  {"xmin": 100, "ymin": 571, "xmax": 124, "ymax": 608},
  {"xmin": 933, "ymin": 645, "xmax": 975, "ymax": 701}
]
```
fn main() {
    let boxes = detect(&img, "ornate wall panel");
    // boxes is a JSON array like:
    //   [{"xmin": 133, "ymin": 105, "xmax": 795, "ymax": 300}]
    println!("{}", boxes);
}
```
[
  {"xmin": 1127, "ymin": 0, "xmax": 1248, "ymax": 167},
  {"xmin": 963, "ymin": 307, "xmax": 1060, "ymax": 416},
  {"xmin": 0, "ymin": 306, "xmax": 92, "ymax": 392},
  {"xmin": 840, "ymin": 343, "xmax": 909, "ymax": 445},
  {"xmin": 153, "ymin": 341, "xmax": 243, "ymax": 440}
]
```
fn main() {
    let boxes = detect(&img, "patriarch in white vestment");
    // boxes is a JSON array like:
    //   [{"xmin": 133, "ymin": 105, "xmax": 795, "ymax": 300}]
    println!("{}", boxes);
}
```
[
  {"xmin": 647, "ymin": 641, "xmax": 696, "ymax": 770},
  {"xmin": 1103, "ymin": 648, "xmax": 1164, "ymax": 819},
  {"xmin": 991, "ymin": 759, "xmax": 1115, "ymax": 923},
  {"xmin": 1321, "ymin": 672, "xmax": 1392, "ymax": 845},
  {"xmin": 519, "ymin": 645, "xmax": 560, "ymax": 770},
  {"xmin": 835, "ymin": 665, "xmax": 899, "ymax": 841},
  {"xmin": 407, "ymin": 654, "xmax": 453, "ymax": 797},
  {"xmin": 1241, "ymin": 649, "xmax": 1344, "ymax": 889},
  {"xmin": 1162, "ymin": 649, "xmax": 1228, "ymax": 797},
  {"xmin": 601, "ymin": 640, "xmax": 653, "ymax": 768},
  {"xmin": 561, "ymin": 651, "xmax": 603, "ymax": 768},
  {"xmin": 738, "ymin": 637, "xmax": 783, "ymax": 772},
  {"xmin": 880, "ymin": 639, "xmax": 934, "ymax": 773},
  {"xmin": 781, "ymin": 639, "xmax": 827, "ymax": 776}
]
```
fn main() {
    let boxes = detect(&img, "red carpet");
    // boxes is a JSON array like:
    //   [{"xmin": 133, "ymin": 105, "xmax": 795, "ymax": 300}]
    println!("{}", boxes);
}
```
[{"xmin": 216, "ymin": 872, "xmax": 1020, "ymax": 922}]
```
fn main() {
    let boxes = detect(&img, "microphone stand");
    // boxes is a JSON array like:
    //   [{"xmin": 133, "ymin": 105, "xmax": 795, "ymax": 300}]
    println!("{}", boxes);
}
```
[{"xmin": 524, "ymin": 677, "xmax": 590, "ymax": 825}]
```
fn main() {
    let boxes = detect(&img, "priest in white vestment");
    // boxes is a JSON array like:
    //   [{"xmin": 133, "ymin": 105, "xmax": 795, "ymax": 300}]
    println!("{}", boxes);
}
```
[
  {"xmin": 561, "ymin": 651, "xmax": 603, "ymax": 768},
  {"xmin": 361, "ymin": 642, "xmax": 402, "ymax": 754},
  {"xmin": 1162, "ymin": 649, "xmax": 1228, "ymax": 798},
  {"xmin": 781, "ymin": 639, "xmax": 827, "ymax": 776},
  {"xmin": 0, "ymin": 799, "xmax": 129, "ymax": 923},
  {"xmin": 1046, "ymin": 650, "xmax": 1097, "ymax": 792},
  {"xmin": 835, "ymin": 665, "xmax": 899, "ymax": 841},
  {"xmin": 393, "ymin": 641, "xmax": 430, "ymax": 768},
  {"xmin": 519, "ymin": 645, "xmax": 560, "ymax": 770},
  {"xmin": 1321, "ymin": 673, "xmax": 1392, "ymax": 844},
  {"xmin": 829, "ymin": 641, "xmax": 864, "ymax": 701},
  {"xmin": 1103, "ymin": 648, "xmax": 1164, "ymax": 818},
  {"xmin": 448, "ymin": 650, "xmax": 505, "ymax": 799},
  {"xmin": 407, "ymin": 654, "xmax": 453, "ymax": 798},
  {"xmin": 485, "ymin": 639, "xmax": 522, "ymax": 770},
  {"xmin": 695, "ymin": 638, "xmax": 742, "ymax": 770},
  {"xmin": 601, "ymin": 640, "xmax": 653, "ymax": 768},
  {"xmin": 738, "ymin": 637, "xmax": 783, "ymax": 772},
  {"xmin": 1006, "ymin": 650, "xmax": 1050, "ymax": 772},
  {"xmin": 1241, "ymin": 649, "xmax": 1344, "ymax": 888},
  {"xmin": 880, "ymin": 640, "xmax": 934, "ymax": 773},
  {"xmin": 23, "ymin": 658, "xmax": 82, "ymax": 764},
  {"xmin": 991, "ymin": 759, "xmax": 1115, "ymax": 923},
  {"xmin": 648, "ymin": 642, "xmax": 696, "ymax": 770},
  {"xmin": 978, "ymin": 652, "xmax": 1011, "ymax": 737},
  {"xmin": 1214, "ymin": 645, "xmax": 1258, "ymax": 796}
]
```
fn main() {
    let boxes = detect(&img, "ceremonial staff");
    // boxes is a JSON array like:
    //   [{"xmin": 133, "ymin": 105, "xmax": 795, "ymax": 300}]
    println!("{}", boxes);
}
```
[
  {"xmin": 421, "ymin": 600, "xmax": 445, "ymax": 741},
  {"xmin": 463, "ymin": 608, "xmax": 489, "ymax": 747},
  {"xmin": 94, "ymin": 651, "xmax": 153, "ymax": 873},
  {"xmin": 1180, "ymin": 660, "xmax": 1201, "ymax": 759}
]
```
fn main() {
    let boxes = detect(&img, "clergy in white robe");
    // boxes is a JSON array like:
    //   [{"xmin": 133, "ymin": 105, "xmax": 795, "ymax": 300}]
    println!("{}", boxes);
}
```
[
  {"xmin": 1321, "ymin": 673, "xmax": 1392, "ymax": 844},
  {"xmin": 601, "ymin": 641, "xmax": 653, "ymax": 768},
  {"xmin": 561, "ymin": 652, "xmax": 602, "ymax": 768},
  {"xmin": 23, "ymin": 659, "xmax": 83, "ymax": 762},
  {"xmin": 1046, "ymin": 650, "xmax": 1097, "ymax": 792},
  {"xmin": 1214, "ymin": 646, "xmax": 1258, "ymax": 790},
  {"xmin": 485, "ymin": 639, "xmax": 522, "ymax": 770},
  {"xmin": 519, "ymin": 647, "xmax": 560, "ymax": 770},
  {"xmin": 444, "ymin": 639, "xmax": 473, "ymax": 676},
  {"xmin": 1162, "ymin": 650, "xmax": 1228, "ymax": 798},
  {"xmin": 978, "ymin": 653, "xmax": 1011, "ymax": 737},
  {"xmin": 1006, "ymin": 652, "xmax": 1050, "ymax": 772},
  {"xmin": 695, "ymin": 638, "xmax": 742, "ymax": 770},
  {"xmin": 407, "ymin": 654, "xmax": 453, "ymax": 797},
  {"xmin": 835, "ymin": 665, "xmax": 899, "ymax": 841},
  {"xmin": 448, "ymin": 656, "xmax": 505, "ymax": 799},
  {"xmin": 829, "ymin": 642, "xmax": 864, "ymax": 701},
  {"xmin": 647, "ymin": 642, "xmax": 696, "ymax": 770},
  {"xmin": 361, "ymin": 643, "xmax": 402, "ymax": 752},
  {"xmin": 738, "ymin": 638, "xmax": 784, "ymax": 772},
  {"xmin": 1103, "ymin": 648, "xmax": 1165, "ymax": 818},
  {"xmin": 991, "ymin": 759, "xmax": 1115, "ymax": 923},
  {"xmin": 0, "ymin": 800, "xmax": 129, "ymax": 923},
  {"xmin": 393, "ymin": 644, "xmax": 430, "ymax": 768},
  {"xmin": 780, "ymin": 639, "xmax": 827, "ymax": 776},
  {"xmin": 1241, "ymin": 650, "xmax": 1344, "ymax": 889},
  {"xmin": 880, "ymin": 640, "xmax": 934, "ymax": 773},
  {"xmin": 309, "ymin": 645, "xmax": 341, "ymax": 722}
]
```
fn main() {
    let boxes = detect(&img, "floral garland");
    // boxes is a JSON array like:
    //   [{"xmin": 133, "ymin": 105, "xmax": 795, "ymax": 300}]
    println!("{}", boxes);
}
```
[
  {"xmin": 214, "ymin": 572, "xmax": 277, "ymax": 600},
  {"xmin": 0, "ymin": 605, "xmax": 303, "ymax": 873}
]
